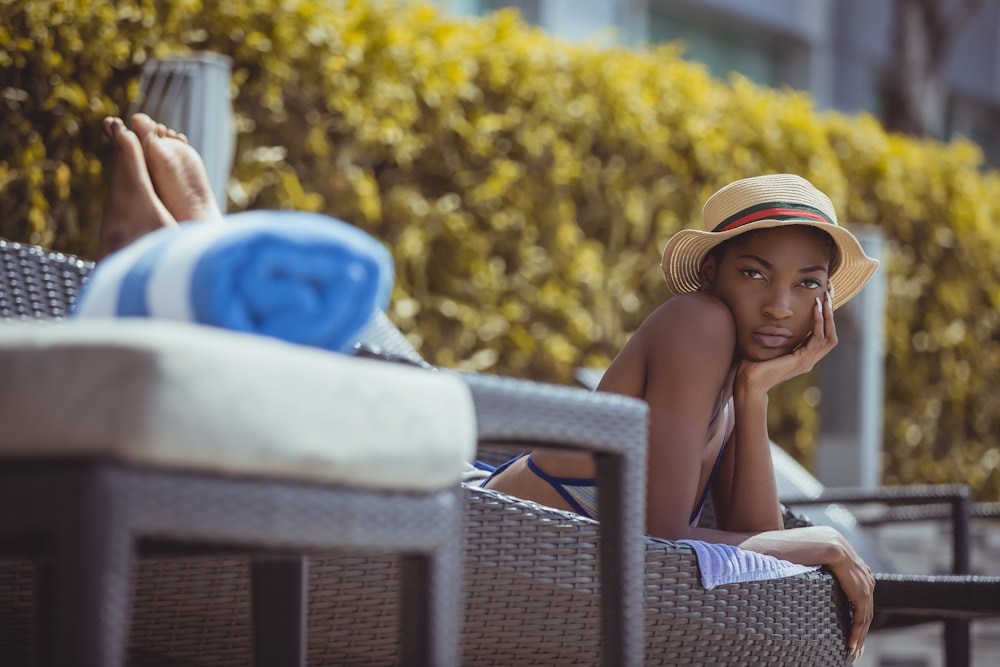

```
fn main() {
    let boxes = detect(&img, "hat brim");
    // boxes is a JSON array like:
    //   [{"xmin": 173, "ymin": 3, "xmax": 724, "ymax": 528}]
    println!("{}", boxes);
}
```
[{"xmin": 660, "ymin": 219, "xmax": 879, "ymax": 310}]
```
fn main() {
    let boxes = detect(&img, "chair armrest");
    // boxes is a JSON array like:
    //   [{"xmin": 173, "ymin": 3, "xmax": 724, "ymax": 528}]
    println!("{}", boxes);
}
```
[
  {"xmin": 782, "ymin": 484, "xmax": 971, "ymax": 508},
  {"xmin": 464, "ymin": 485, "xmax": 851, "ymax": 664},
  {"xmin": 783, "ymin": 484, "xmax": 972, "ymax": 575},
  {"xmin": 858, "ymin": 501, "xmax": 1000, "ymax": 524},
  {"xmin": 458, "ymin": 371, "xmax": 648, "ymax": 667},
  {"xmin": 0, "ymin": 238, "xmax": 93, "ymax": 319},
  {"xmin": 458, "ymin": 371, "xmax": 647, "ymax": 457},
  {"xmin": 874, "ymin": 573, "xmax": 1000, "ymax": 625}
]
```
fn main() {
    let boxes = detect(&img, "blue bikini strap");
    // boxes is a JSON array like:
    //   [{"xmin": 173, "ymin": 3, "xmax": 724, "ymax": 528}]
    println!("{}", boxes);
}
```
[
  {"xmin": 690, "ymin": 400, "xmax": 732, "ymax": 525},
  {"xmin": 526, "ymin": 455, "xmax": 597, "ymax": 519}
]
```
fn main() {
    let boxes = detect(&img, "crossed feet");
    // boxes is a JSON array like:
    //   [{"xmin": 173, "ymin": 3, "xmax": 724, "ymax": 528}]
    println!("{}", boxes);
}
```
[{"xmin": 99, "ymin": 113, "xmax": 224, "ymax": 260}]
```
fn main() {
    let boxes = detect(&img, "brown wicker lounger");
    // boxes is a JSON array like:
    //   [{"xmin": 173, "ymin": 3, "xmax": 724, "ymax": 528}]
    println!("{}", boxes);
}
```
[
  {"xmin": 576, "ymin": 365, "xmax": 1000, "ymax": 667},
  {"xmin": 0, "ymin": 317, "xmax": 483, "ymax": 667},
  {"xmin": 0, "ymin": 237, "xmax": 857, "ymax": 666}
]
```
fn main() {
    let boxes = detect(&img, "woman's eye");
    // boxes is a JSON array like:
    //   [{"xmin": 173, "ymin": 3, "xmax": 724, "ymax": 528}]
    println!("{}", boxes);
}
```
[
  {"xmin": 801, "ymin": 279, "xmax": 822, "ymax": 289},
  {"xmin": 740, "ymin": 269, "xmax": 764, "ymax": 280}
]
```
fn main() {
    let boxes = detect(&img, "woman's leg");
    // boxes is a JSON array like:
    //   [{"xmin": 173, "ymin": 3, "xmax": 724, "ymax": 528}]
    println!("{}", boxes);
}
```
[
  {"xmin": 128, "ymin": 112, "xmax": 224, "ymax": 225},
  {"xmin": 97, "ymin": 117, "xmax": 177, "ymax": 260},
  {"xmin": 97, "ymin": 113, "xmax": 226, "ymax": 260}
]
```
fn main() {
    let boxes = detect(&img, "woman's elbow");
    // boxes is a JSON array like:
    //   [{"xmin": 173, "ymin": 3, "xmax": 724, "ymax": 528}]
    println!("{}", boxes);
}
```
[
  {"xmin": 715, "ymin": 507, "xmax": 785, "ymax": 533},
  {"xmin": 645, "ymin": 515, "xmax": 698, "ymax": 540}
]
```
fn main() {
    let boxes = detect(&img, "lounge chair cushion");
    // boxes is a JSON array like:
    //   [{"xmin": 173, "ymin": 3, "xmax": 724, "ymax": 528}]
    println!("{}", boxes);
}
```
[{"xmin": 0, "ymin": 319, "xmax": 475, "ymax": 492}]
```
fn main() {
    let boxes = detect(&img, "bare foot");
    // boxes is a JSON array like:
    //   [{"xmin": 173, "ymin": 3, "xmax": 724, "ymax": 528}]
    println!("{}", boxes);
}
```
[
  {"xmin": 129, "ymin": 112, "xmax": 224, "ymax": 224},
  {"xmin": 98, "ymin": 117, "xmax": 177, "ymax": 260}
]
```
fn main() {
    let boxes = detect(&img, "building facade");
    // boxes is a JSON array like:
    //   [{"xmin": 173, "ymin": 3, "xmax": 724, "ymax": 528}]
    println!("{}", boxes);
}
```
[{"xmin": 437, "ymin": 0, "xmax": 1000, "ymax": 163}]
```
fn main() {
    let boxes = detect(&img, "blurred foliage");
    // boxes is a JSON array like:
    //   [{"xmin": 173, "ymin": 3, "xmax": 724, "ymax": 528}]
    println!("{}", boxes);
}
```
[{"xmin": 2, "ymin": 0, "xmax": 999, "ymax": 500}]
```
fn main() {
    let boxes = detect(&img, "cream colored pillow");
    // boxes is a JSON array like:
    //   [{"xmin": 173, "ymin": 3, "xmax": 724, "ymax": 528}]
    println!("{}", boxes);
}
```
[{"xmin": 0, "ymin": 319, "xmax": 475, "ymax": 492}]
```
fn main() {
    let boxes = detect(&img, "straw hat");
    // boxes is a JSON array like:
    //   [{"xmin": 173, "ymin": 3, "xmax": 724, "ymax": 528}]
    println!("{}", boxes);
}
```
[{"xmin": 660, "ymin": 174, "xmax": 879, "ymax": 310}]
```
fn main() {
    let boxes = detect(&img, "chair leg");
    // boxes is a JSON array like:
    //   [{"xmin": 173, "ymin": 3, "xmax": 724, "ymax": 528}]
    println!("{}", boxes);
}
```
[
  {"xmin": 251, "ymin": 557, "xmax": 308, "ymax": 667},
  {"xmin": 400, "ymin": 491, "xmax": 462, "ymax": 667},
  {"xmin": 38, "ymin": 502, "xmax": 134, "ymax": 667},
  {"xmin": 400, "ymin": 549, "xmax": 461, "ymax": 667},
  {"xmin": 944, "ymin": 618, "xmax": 970, "ymax": 667},
  {"xmin": 594, "ymin": 451, "xmax": 644, "ymax": 667},
  {"xmin": 36, "ymin": 562, "xmax": 56, "ymax": 667},
  {"xmin": 400, "ymin": 553, "xmax": 433, "ymax": 666}
]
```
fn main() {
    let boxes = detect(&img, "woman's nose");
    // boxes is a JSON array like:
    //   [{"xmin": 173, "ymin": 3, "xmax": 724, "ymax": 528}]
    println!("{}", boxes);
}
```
[{"xmin": 761, "ymin": 289, "xmax": 793, "ymax": 320}]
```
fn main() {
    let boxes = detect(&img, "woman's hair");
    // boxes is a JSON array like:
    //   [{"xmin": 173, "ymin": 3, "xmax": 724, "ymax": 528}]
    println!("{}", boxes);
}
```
[{"xmin": 703, "ymin": 226, "xmax": 840, "ymax": 279}]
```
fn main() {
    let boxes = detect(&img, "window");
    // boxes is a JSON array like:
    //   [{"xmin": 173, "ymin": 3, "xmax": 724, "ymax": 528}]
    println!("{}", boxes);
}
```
[
  {"xmin": 432, "ymin": 0, "xmax": 486, "ymax": 17},
  {"xmin": 947, "ymin": 96, "xmax": 1000, "ymax": 167},
  {"xmin": 434, "ymin": 0, "xmax": 539, "ymax": 22},
  {"xmin": 647, "ymin": 9, "xmax": 777, "ymax": 86}
]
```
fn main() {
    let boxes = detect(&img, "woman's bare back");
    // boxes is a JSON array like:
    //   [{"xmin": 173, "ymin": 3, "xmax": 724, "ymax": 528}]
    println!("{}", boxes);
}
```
[{"xmin": 485, "ymin": 293, "xmax": 737, "ymax": 526}]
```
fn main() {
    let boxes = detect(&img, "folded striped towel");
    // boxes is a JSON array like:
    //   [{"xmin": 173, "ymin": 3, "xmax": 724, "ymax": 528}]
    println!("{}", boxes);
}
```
[
  {"xmin": 677, "ymin": 539, "xmax": 820, "ymax": 589},
  {"xmin": 73, "ymin": 211, "xmax": 393, "ymax": 353}
]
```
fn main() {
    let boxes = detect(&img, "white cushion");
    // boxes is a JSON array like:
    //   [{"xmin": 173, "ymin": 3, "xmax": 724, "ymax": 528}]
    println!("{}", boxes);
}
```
[{"xmin": 0, "ymin": 320, "xmax": 476, "ymax": 492}]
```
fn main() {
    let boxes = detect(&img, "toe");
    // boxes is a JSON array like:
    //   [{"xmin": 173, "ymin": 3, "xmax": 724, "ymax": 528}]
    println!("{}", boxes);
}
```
[
  {"xmin": 167, "ymin": 128, "xmax": 189, "ymax": 143},
  {"xmin": 129, "ymin": 113, "xmax": 158, "ymax": 139},
  {"xmin": 104, "ymin": 117, "xmax": 124, "ymax": 138}
]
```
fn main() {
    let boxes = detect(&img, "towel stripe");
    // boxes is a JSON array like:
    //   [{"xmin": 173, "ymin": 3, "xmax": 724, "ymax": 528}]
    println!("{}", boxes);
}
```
[
  {"xmin": 147, "ymin": 223, "xmax": 232, "ymax": 321},
  {"xmin": 73, "ymin": 227, "xmax": 171, "ymax": 317},
  {"xmin": 117, "ymin": 238, "xmax": 172, "ymax": 316},
  {"xmin": 73, "ymin": 212, "xmax": 394, "ymax": 354}
]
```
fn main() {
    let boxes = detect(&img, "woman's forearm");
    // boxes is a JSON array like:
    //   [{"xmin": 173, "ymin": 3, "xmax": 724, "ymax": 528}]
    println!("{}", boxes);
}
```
[
  {"xmin": 723, "ymin": 384, "xmax": 783, "ymax": 531},
  {"xmin": 736, "ymin": 526, "xmax": 848, "ymax": 566},
  {"xmin": 680, "ymin": 524, "xmax": 848, "ymax": 569}
]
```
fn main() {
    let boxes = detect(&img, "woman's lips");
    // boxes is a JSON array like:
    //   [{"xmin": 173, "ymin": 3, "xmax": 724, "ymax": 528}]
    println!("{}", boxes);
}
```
[{"xmin": 752, "ymin": 329, "xmax": 792, "ymax": 348}]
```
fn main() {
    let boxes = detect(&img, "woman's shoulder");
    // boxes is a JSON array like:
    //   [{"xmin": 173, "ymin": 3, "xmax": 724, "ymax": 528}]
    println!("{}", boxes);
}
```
[
  {"xmin": 632, "ymin": 293, "xmax": 736, "ymax": 367},
  {"xmin": 623, "ymin": 293, "xmax": 735, "ymax": 416},
  {"xmin": 642, "ymin": 292, "xmax": 736, "ymax": 338},
  {"xmin": 602, "ymin": 292, "xmax": 734, "ymax": 399}
]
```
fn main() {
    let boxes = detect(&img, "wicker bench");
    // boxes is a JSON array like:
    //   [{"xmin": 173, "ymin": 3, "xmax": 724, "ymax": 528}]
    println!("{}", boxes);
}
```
[
  {"xmin": 0, "ymin": 317, "xmax": 478, "ymax": 667},
  {"xmin": 0, "ymin": 237, "xmax": 858, "ymax": 666}
]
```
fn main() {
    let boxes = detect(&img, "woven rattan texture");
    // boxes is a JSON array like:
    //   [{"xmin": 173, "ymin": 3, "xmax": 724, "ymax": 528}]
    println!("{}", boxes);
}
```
[
  {"xmin": 0, "ymin": 485, "xmax": 851, "ymax": 667},
  {"xmin": 0, "ymin": 463, "xmax": 463, "ymax": 667},
  {"xmin": 463, "ymin": 487, "xmax": 850, "ymax": 666},
  {"xmin": 118, "ymin": 466, "xmax": 464, "ymax": 667},
  {"xmin": 355, "ymin": 310, "xmax": 426, "ymax": 363},
  {"xmin": 0, "ymin": 240, "xmax": 93, "ymax": 318},
  {"xmin": 0, "ymin": 239, "xmax": 852, "ymax": 665},
  {"xmin": 0, "ymin": 561, "xmax": 35, "ymax": 666},
  {"xmin": 355, "ymin": 305, "xmax": 650, "ymax": 666}
]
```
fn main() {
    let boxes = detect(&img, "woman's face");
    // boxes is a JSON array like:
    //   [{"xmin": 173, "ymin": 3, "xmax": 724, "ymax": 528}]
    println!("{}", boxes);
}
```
[{"xmin": 701, "ymin": 226, "xmax": 833, "ymax": 362}]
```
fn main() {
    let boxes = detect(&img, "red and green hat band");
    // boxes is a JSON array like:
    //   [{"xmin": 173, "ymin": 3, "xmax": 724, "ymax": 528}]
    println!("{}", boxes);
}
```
[{"xmin": 712, "ymin": 201, "xmax": 835, "ymax": 233}]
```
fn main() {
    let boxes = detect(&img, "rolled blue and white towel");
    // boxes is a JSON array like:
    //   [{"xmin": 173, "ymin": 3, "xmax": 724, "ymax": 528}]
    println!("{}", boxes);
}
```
[
  {"xmin": 677, "ymin": 539, "xmax": 820, "ymax": 589},
  {"xmin": 73, "ymin": 211, "xmax": 394, "ymax": 353}
]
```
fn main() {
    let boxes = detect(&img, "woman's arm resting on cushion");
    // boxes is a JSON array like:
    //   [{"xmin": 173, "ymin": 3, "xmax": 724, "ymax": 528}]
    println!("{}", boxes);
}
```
[{"xmin": 681, "ymin": 522, "xmax": 874, "ymax": 663}]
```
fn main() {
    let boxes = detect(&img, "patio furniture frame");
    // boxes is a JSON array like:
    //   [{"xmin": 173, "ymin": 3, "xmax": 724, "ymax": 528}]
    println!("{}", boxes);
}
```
[
  {"xmin": 784, "ymin": 485, "xmax": 1000, "ymax": 667},
  {"xmin": 578, "ymin": 359, "xmax": 1000, "ymax": 667},
  {"xmin": 0, "ymin": 237, "xmax": 860, "ymax": 665},
  {"xmin": 0, "ymin": 462, "xmax": 462, "ymax": 667},
  {"xmin": 0, "ymin": 237, "xmax": 482, "ymax": 666}
]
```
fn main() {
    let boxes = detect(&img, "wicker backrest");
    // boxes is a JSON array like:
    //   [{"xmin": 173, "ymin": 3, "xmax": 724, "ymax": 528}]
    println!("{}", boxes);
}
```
[
  {"xmin": 0, "ymin": 236, "xmax": 424, "ymax": 368},
  {"xmin": 0, "ymin": 488, "xmax": 852, "ymax": 666},
  {"xmin": 0, "ymin": 239, "xmax": 94, "ymax": 319}
]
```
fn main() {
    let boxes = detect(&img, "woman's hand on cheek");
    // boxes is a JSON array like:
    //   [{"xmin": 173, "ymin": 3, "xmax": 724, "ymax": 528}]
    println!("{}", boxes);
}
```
[{"xmin": 737, "ymin": 291, "xmax": 838, "ymax": 394}]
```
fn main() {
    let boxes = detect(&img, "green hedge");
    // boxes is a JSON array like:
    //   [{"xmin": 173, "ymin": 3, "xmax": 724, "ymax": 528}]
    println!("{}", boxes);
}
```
[{"xmin": 3, "ymin": 0, "xmax": 999, "ymax": 500}]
